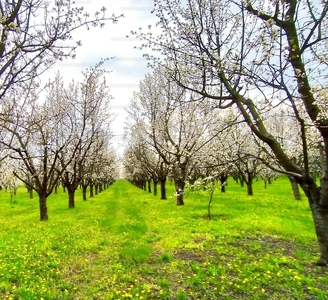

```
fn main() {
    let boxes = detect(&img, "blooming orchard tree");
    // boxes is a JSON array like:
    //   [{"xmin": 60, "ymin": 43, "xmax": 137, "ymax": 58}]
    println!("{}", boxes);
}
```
[
  {"xmin": 227, "ymin": 124, "xmax": 268, "ymax": 195},
  {"xmin": 0, "ymin": 61, "xmax": 115, "ymax": 219},
  {"xmin": 123, "ymin": 146, "xmax": 149, "ymax": 190},
  {"xmin": 134, "ymin": 0, "xmax": 328, "ymax": 264},
  {"xmin": 127, "ymin": 68, "xmax": 216, "ymax": 205},
  {"xmin": 185, "ymin": 110, "xmax": 237, "ymax": 192},
  {"xmin": 0, "ymin": 0, "xmax": 121, "ymax": 100},
  {"xmin": 124, "ymin": 125, "xmax": 170, "ymax": 199},
  {"xmin": 83, "ymin": 147, "xmax": 118, "ymax": 199},
  {"xmin": 0, "ymin": 79, "xmax": 77, "ymax": 220},
  {"xmin": 57, "ymin": 62, "xmax": 114, "ymax": 208}
]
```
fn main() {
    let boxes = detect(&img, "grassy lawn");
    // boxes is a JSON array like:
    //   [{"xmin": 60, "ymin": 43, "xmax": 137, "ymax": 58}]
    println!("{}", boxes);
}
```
[{"xmin": 0, "ymin": 177, "xmax": 327, "ymax": 299}]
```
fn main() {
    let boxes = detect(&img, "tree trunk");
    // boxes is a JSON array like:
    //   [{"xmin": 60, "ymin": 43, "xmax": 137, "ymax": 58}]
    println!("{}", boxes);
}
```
[
  {"xmin": 311, "ymin": 203, "xmax": 328, "ymax": 265},
  {"xmin": 245, "ymin": 173, "xmax": 253, "ymax": 196},
  {"xmin": 90, "ymin": 184, "xmax": 94, "ymax": 198},
  {"xmin": 220, "ymin": 174, "xmax": 228, "ymax": 193},
  {"xmin": 95, "ymin": 184, "xmax": 98, "ymax": 195},
  {"xmin": 82, "ymin": 185, "xmax": 87, "ymax": 201},
  {"xmin": 68, "ymin": 188, "xmax": 75, "ymax": 208},
  {"xmin": 39, "ymin": 193, "xmax": 48, "ymax": 221},
  {"xmin": 148, "ymin": 179, "xmax": 152, "ymax": 193},
  {"xmin": 153, "ymin": 180, "xmax": 158, "ymax": 196},
  {"xmin": 160, "ymin": 178, "xmax": 167, "ymax": 200},
  {"xmin": 298, "ymin": 177, "xmax": 328, "ymax": 265},
  {"xmin": 246, "ymin": 180, "xmax": 253, "ymax": 195},
  {"xmin": 288, "ymin": 176, "xmax": 302, "ymax": 200},
  {"xmin": 99, "ymin": 183, "xmax": 103, "ymax": 193},
  {"xmin": 240, "ymin": 178, "xmax": 244, "ymax": 187},
  {"xmin": 175, "ymin": 179, "xmax": 185, "ymax": 206}
]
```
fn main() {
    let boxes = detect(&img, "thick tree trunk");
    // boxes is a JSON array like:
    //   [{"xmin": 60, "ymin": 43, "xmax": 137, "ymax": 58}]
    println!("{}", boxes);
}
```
[
  {"xmin": 220, "ymin": 174, "xmax": 228, "ymax": 193},
  {"xmin": 298, "ymin": 177, "xmax": 328, "ymax": 265},
  {"xmin": 160, "ymin": 178, "xmax": 167, "ymax": 200},
  {"xmin": 246, "ymin": 181, "xmax": 253, "ymax": 195},
  {"xmin": 39, "ymin": 193, "xmax": 48, "ymax": 221},
  {"xmin": 244, "ymin": 173, "xmax": 253, "ymax": 195},
  {"xmin": 288, "ymin": 176, "xmax": 302, "ymax": 200},
  {"xmin": 311, "ymin": 203, "xmax": 328, "ymax": 265},
  {"xmin": 95, "ymin": 184, "xmax": 98, "ymax": 195},
  {"xmin": 68, "ymin": 189, "xmax": 75, "ymax": 208},
  {"xmin": 175, "ymin": 179, "xmax": 185, "ymax": 206}
]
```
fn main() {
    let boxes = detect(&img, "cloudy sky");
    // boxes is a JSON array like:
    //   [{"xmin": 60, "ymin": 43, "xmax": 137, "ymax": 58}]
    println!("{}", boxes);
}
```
[{"xmin": 48, "ymin": 0, "xmax": 158, "ymax": 154}]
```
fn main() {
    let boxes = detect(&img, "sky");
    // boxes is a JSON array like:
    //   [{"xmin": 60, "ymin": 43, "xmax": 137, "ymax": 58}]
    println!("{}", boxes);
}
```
[{"xmin": 46, "ymin": 0, "xmax": 158, "ymax": 155}]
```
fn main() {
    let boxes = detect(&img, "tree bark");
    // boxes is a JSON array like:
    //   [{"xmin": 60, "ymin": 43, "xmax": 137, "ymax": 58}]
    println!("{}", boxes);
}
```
[
  {"xmin": 246, "ymin": 181, "xmax": 253, "ymax": 196},
  {"xmin": 243, "ymin": 173, "xmax": 254, "ymax": 195},
  {"xmin": 82, "ymin": 185, "xmax": 87, "ymax": 201},
  {"xmin": 153, "ymin": 180, "xmax": 158, "ymax": 196},
  {"xmin": 68, "ymin": 188, "xmax": 75, "ymax": 208},
  {"xmin": 288, "ymin": 176, "xmax": 302, "ymax": 200},
  {"xmin": 90, "ymin": 183, "xmax": 94, "ymax": 198},
  {"xmin": 175, "ymin": 179, "xmax": 185, "ymax": 206},
  {"xmin": 160, "ymin": 178, "xmax": 167, "ymax": 200},
  {"xmin": 311, "ymin": 203, "xmax": 328, "ymax": 265},
  {"xmin": 39, "ymin": 193, "xmax": 48, "ymax": 221},
  {"xmin": 220, "ymin": 174, "xmax": 228, "ymax": 193},
  {"xmin": 147, "ymin": 179, "xmax": 152, "ymax": 193},
  {"xmin": 297, "ymin": 177, "xmax": 328, "ymax": 265}
]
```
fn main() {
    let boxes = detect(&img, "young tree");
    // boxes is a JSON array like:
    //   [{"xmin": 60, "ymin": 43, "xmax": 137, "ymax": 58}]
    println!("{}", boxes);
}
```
[
  {"xmin": 135, "ymin": 0, "xmax": 328, "ymax": 265},
  {"xmin": 0, "ymin": 0, "xmax": 121, "ymax": 100}
]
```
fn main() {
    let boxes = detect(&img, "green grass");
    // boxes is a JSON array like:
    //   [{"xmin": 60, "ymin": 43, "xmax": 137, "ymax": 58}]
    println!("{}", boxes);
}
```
[{"xmin": 0, "ymin": 177, "xmax": 327, "ymax": 299}]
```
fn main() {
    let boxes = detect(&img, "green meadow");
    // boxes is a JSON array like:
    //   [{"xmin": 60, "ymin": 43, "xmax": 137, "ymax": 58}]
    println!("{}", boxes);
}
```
[{"xmin": 0, "ymin": 177, "xmax": 327, "ymax": 299}]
